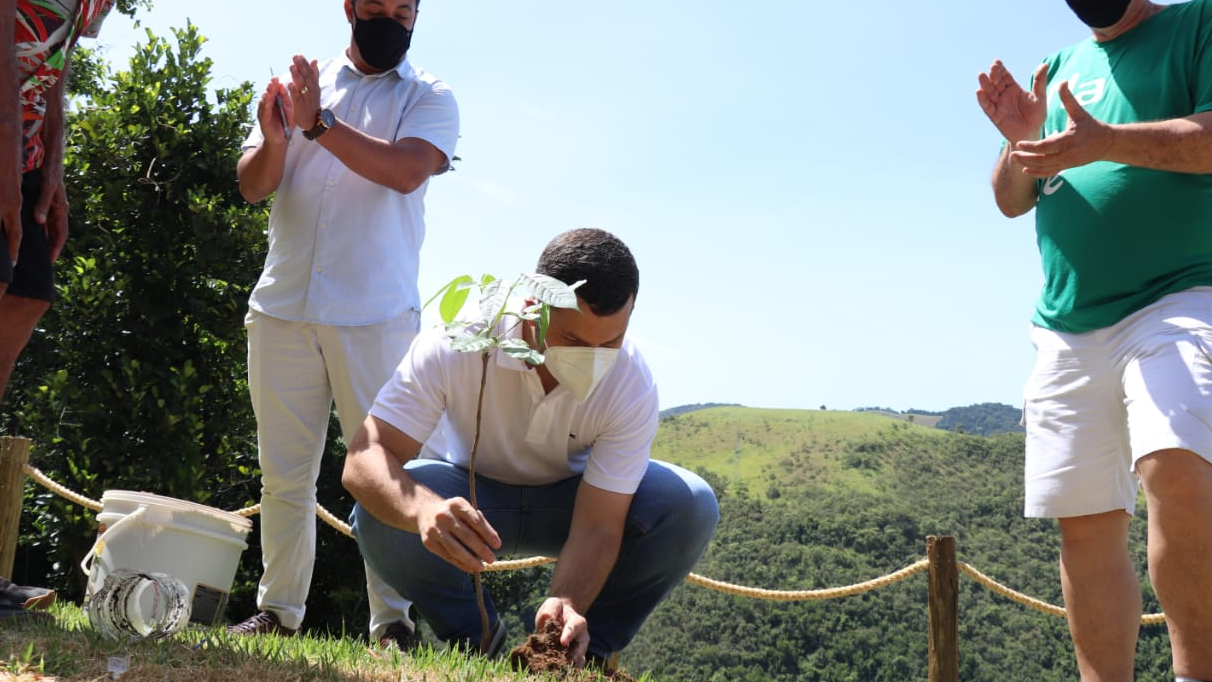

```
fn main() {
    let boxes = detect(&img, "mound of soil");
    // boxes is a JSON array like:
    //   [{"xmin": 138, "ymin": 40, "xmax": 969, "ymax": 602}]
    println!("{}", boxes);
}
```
[{"xmin": 508, "ymin": 620, "xmax": 637, "ymax": 681}]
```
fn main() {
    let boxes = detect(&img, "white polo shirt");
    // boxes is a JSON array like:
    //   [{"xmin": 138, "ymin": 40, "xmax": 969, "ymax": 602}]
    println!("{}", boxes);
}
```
[
  {"xmin": 370, "ymin": 318, "xmax": 660, "ymax": 495},
  {"xmin": 244, "ymin": 54, "xmax": 459, "ymax": 326}
]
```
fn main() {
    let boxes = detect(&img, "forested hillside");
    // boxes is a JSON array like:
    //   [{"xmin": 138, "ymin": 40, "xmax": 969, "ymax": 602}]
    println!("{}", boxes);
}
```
[
  {"xmin": 614, "ymin": 407, "xmax": 1164, "ymax": 682},
  {"xmin": 933, "ymin": 402, "xmax": 1024, "ymax": 436},
  {"xmin": 848, "ymin": 403, "xmax": 1023, "ymax": 435}
]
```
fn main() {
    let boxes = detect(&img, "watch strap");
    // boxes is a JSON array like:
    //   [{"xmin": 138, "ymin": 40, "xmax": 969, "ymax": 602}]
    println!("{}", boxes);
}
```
[{"xmin": 303, "ymin": 109, "xmax": 331, "ymax": 141}]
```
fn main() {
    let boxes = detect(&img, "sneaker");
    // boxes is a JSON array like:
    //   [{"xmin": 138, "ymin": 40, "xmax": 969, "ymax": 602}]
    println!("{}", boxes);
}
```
[
  {"xmin": 0, "ymin": 578, "xmax": 55, "ymax": 611},
  {"xmin": 378, "ymin": 620, "xmax": 421, "ymax": 651},
  {"xmin": 227, "ymin": 611, "xmax": 297, "ymax": 637}
]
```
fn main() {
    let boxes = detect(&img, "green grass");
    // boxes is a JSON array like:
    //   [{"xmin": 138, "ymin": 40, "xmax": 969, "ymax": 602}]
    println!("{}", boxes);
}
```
[{"xmin": 0, "ymin": 602, "xmax": 655, "ymax": 682}]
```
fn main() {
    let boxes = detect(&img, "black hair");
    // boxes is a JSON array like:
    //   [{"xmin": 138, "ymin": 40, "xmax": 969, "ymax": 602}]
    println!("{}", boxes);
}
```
[{"xmin": 536, "ymin": 228, "xmax": 639, "ymax": 316}]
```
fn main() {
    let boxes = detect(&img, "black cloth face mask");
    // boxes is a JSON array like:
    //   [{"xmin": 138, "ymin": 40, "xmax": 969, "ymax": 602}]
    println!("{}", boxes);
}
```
[
  {"xmin": 1065, "ymin": 0, "xmax": 1132, "ymax": 28},
  {"xmin": 353, "ymin": 15, "xmax": 413, "ymax": 70}
]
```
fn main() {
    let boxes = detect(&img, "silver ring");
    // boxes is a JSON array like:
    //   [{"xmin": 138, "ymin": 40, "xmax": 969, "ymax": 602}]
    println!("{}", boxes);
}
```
[{"xmin": 301, "ymin": 86, "xmax": 309, "ymax": 95}]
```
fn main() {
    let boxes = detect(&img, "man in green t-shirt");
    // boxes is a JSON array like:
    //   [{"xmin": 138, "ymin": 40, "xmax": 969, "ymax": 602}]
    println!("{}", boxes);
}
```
[{"xmin": 977, "ymin": 1, "xmax": 1212, "ymax": 680}]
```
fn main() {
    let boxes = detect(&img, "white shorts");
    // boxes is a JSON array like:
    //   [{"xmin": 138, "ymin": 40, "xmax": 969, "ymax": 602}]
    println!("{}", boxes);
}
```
[{"xmin": 1022, "ymin": 287, "xmax": 1212, "ymax": 518}]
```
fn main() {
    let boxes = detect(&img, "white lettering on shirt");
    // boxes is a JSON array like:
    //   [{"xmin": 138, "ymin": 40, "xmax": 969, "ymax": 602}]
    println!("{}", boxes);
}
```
[
  {"xmin": 1042, "ymin": 174, "xmax": 1066, "ymax": 196},
  {"xmin": 1050, "ymin": 73, "xmax": 1107, "ymax": 107}
]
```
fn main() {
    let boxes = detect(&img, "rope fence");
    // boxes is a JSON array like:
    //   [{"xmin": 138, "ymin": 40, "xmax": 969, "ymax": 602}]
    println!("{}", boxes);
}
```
[
  {"xmin": 0, "ymin": 436, "xmax": 1172, "ymax": 682},
  {"xmin": 6, "ymin": 455, "xmax": 1166, "ymax": 620}
]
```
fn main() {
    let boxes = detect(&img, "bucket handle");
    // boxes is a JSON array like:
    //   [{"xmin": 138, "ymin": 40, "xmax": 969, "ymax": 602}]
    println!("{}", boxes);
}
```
[
  {"xmin": 150, "ymin": 517, "xmax": 251, "ymax": 550},
  {"xmin": 80, "ymin": 504, "xmax": 148, "ymax": 577}
]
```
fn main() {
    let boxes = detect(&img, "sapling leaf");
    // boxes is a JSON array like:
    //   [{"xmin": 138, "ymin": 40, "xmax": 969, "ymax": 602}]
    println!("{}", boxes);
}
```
[
  {"xmin": 423, "ymin": 274, "xmax": 474, "ymax": 323},
  {"xmin": 479, "ymin": 279, "xmax": 511, "ymax": 325},
  {"xmin": 443, "ymin": 320, "xmax": 473, "ymax": 337},
  {"xmin": 524, "ymin": 273, "xmax": 584, "ymax": 310},
  {"xmin": 433, "ymin": 272, "xmax": 580, "ymax": 365},
  {"xmin": 499, "ymin": 338, "xmax": 545, "ymax": 365},
  {"xmin": 451, "ymin": 335, "xmax": 493, "ymax": 354},
  {"xmin": 422, "ymin": 274, "xmax": 463, "ymax": 309},
  {"xmin": 440, "ymin": 281, "xmax": 474, "ymax": 324}
]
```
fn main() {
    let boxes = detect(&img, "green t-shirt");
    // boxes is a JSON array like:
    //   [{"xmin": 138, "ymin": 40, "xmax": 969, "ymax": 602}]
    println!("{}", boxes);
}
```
[{"xmin": 1031, "ymin": 0, "xmax": 1212, "ymax": 332}]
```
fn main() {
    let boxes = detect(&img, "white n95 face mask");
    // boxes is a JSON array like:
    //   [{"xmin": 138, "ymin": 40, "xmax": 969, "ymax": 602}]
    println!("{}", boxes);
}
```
[{"xmin": 543, "ymin": 346, "xmax": 619, "ymax": 402}]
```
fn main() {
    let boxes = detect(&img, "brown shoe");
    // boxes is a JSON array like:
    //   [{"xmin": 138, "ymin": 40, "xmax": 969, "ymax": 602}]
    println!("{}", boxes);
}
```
[
  {"xmin": 378, "ymin": 620, "xmax": 421, "ymax": 651},
  {"xmin": 227, "ymin": 611, "xmax": 297, "ymax": 637}
]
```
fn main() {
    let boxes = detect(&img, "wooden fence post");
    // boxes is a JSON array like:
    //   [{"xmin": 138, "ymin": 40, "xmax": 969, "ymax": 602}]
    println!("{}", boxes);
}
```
[
  {"xmin": 927, "ymin": 535, "xmax": 959, "ymax": 682},
  {"xmin": 0, "ymin": 436, "xmax": 32, "ymax": 579}
]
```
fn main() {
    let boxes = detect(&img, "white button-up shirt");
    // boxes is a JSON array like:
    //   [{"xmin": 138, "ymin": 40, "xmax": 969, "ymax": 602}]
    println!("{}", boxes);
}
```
[{"xmin": 244, "ymin": 54, "xmax": 459, "ymax": 326}]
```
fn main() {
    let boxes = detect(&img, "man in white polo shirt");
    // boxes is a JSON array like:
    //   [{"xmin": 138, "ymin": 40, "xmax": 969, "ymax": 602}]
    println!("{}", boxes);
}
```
[
  {"xmin": 343, "ymin": 228, "xmax": 719, "ymax": 668},
  {"xmin": 229, "ymin": 0, "xmax": 457, "ymax": 648}
]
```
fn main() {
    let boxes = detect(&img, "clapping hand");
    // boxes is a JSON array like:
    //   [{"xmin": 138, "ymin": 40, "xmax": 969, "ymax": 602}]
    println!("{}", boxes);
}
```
[
  {"xmin": 976, "ymin": 60, "xmax": 1048, "ymax": 145},
  {"xmin": 1010, "ymin": 80, "xmax": 1114, "ymax": 177}
]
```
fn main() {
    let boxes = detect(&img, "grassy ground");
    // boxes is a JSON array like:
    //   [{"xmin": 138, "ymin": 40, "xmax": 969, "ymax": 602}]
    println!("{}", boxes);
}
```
[{"xmin": 0, "ymin": 602, "xmax": 643, "ymax": 682}]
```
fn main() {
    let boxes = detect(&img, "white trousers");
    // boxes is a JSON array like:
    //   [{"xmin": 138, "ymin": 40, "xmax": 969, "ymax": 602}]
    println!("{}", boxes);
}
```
[{"xmin": 246, "ymin": 309, "xmax": 419, "ymax": 637}]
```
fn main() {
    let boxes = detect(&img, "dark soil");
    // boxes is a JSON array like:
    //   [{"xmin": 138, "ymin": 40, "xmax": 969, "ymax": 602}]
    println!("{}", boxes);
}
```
[{"xmin": 508, "ymin": 620, "xmax": 638, "ymax": 681}]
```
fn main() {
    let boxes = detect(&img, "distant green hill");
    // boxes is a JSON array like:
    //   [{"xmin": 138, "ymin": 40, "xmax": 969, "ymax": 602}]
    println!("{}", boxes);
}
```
[
  {"xmin": 653, "ymin": 406, "xmax": 956, "ymax": 496},
  {"xmin": 616, "ymin": 406, "xmax": 1161, "ymax": 682},
  {"xmin": 934, "ymin": 402, "xmax": 1024, "ymax": 436},
  {"xmin": 663, "ymin": 401, "xmax": 1025, "ymax": 436},
  {"xmin": 659, "ymin": 402, "xmax": 743, "ymax": 419}
]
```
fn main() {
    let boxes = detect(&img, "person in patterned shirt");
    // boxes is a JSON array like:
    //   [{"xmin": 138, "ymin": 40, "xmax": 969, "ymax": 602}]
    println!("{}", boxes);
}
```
[{"xmin": 1, "ymin": 0, "xmax": 115, "ymax": 623}]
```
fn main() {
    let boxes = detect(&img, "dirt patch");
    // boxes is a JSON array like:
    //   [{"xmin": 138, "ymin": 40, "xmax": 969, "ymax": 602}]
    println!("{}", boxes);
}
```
[{"xmin": 508, "ymin": 620, "xmax": 637, "ymax": 681}]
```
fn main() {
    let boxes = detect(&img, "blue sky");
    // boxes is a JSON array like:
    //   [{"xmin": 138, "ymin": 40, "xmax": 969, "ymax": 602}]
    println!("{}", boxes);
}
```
[{"xmin": 96, "ymin": 1, "xmax": 1138, "ymax": 413}]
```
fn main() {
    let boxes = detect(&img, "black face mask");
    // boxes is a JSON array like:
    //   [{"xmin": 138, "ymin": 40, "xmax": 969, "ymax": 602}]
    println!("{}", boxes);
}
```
[
  {"xmin": 353, "ymin": 15, "xmax": 413, "ymax": 70},
  {"xmin": 1065, "ymin": 0, "xmax": 1132, "ymax": 28}
]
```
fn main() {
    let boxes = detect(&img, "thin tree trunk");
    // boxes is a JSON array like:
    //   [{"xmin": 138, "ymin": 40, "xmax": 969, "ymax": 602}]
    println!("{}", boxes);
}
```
[{"xmin": 470, "ymin": 352, "xmax": 492, "ymax": 653}]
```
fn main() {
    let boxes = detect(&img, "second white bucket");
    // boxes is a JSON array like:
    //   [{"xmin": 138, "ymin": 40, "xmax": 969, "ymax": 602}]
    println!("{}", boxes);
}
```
[{"xmin": 83, "ymin": 490, "xmax": 253, "ymax": 626}]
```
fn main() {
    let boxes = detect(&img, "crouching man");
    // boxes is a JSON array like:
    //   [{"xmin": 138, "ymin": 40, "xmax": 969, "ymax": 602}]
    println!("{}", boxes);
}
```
[{"xmin": 342, "ymin": 227, "xmax": 719, "ymax": 667}]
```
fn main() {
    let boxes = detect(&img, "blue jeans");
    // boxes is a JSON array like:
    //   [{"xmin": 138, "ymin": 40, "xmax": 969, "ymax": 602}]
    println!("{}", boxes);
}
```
[{"xmin": 351, "ymin": 458, "xmax": 719, "ymax": 657}]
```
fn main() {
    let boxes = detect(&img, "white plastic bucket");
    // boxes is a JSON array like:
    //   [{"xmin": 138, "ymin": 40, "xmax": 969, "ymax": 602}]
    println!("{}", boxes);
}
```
[{"xmin": 82, "ymin": 490, "xmax": 252, "ymax": 627}]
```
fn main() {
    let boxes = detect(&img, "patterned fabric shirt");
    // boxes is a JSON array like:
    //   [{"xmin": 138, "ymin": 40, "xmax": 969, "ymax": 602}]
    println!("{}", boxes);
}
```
[{"xmin": 15, "ymin": 0, "xmax": 115, "ymax": 172}]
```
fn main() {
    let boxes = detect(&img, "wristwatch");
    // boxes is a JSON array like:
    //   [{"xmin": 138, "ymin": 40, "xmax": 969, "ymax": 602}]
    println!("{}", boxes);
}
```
[{"xmin": 303, "ymin": 108, "xmax": 336, "ymax": 141}]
